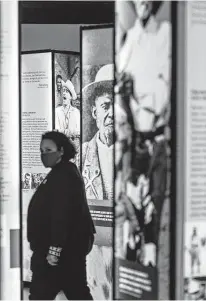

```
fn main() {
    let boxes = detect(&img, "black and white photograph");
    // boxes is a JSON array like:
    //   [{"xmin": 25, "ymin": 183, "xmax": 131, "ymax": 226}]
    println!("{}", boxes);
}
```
[
  {"xmin": 82, "ymin": 27, "xmax": 114, "ymax": 203},
  {"xmin": 31, "ymin": 173, "xmax": 47, "ymax": 189},
  {"xmin": 82, "ymin": 63, "xmax": 114, "ymax": 201},
  {"xmin": 54, "ymin": 53, "xmax": 80, "ymax": 167},
  {"xmin": 184, "ymin": 278, "xmax": 206, "ymax": 300},
  {"xmin": 184, "ymin": 222, "xmax": 206, "ymax": 279},
  {"xmin": 22, "ymin": 173, "xmax": 47, "ymax": 190},
  {"xmin": 81, "ymin": 26, "xmax": 114, "ymax": 300},
  {"xmin": 22, "ymin": 173, "xmax": 32, "ymax": 190},
  {"xmin": 4, "ymin": 1, "xmax": 206, "ymax": 300},
  {"xmin": 2, "ymin": 1, "xmax": 117, "ymax": 300},
  {"xmin": 115, "ymin": 1, "xmax": 171, "ymax": 299}
]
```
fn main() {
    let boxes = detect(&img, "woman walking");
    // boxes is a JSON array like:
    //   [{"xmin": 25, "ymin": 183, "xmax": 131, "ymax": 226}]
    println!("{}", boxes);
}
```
[{"xmin": 27, "ymin": 131, "xmax": 95, "ymax": 300}]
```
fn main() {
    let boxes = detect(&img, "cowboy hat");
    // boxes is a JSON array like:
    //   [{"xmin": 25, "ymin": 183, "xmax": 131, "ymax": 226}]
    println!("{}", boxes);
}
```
[
  {"xmin": 82, "ymin": 64, "xmax": 114, "ymax": 105},
  {"xmin": 62, "ymin": 79, "xmax": 77, "ymax": 100}
]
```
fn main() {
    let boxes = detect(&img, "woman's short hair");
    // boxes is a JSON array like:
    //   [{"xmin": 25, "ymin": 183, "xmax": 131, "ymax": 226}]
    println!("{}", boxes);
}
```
[{"xmin": 41, "ymin": 131, "xmax": 77, "ymax": 161}]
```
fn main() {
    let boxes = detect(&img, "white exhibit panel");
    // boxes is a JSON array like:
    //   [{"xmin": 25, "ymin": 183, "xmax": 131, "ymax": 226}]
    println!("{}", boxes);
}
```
[
  {"xmin": 21, "ymin": 51, "xmax": 53, "ymax": 282},
  {"xmin": 183, "ymin": 2, "xmax": 206, "ymax": 300},
  {"xmin": 21, "ymin": 50, "xmax": 81, "ymax": 291},
  {"xmin": 0, "ymin": 0, "xmax": 21, "ymax": 299}
]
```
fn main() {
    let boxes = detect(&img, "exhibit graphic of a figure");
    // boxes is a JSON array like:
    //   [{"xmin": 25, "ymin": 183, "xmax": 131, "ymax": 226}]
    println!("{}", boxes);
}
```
[
  {"xmin": 190, "ymin": 227, "xmax": 201, "ymax": 275},
  {"xmin": 82, "ymin": 64, "xmax": 114, "ymax": 201},
  {"xmin": 23, "ymin": 173, "xmax": 32, "ymax": 190},
  {"xmin": 54, "ymin": 54, "xmax": 81, "ymax": 168},
  {"xmin": 115, "ymin": 0, "xmax": 171, "ymax": 268},
  {"xmin": 82, "ymin": 63, "xmax": 114, "ymax": 300},
  {"xmin": 70, "ymin": 57, "xmax": 80, "ymax": 105},
  {"xmin": 55, "ymin": 79, "xmax": 80, "ymax": 136},
  {"xmin": 184, "ymin": 222, "xmax": 206, "ymax": 284},
  {"xmin": 81, "ymin": 26, "xmax": 114, "ymax": 300},
  {"xmin": 55, "ymin": 74, "xmax": 63, "ymax": 107}
]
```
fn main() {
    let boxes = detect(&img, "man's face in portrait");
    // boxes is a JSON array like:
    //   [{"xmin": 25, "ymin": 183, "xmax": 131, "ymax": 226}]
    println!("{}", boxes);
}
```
[
  {"xmin": 92, "ymin": 92, "xmax": 113, "ymax": 146},
  {"xmin": 56, "ymin": 77, "xmax": 62, "ymax": 92},
  {"xmin": 74, "ymin": 59, "xmax": 80, "ymax": 77},
  {"xmin": 33, "ymin": 174, "xmax": 38, "ymax": 185},
  {"xmin": 35, "ymin": 174, "xmax": 41, "ymax": 185},
  {"xmin": 25, "ymin": 174, "xmax": 31, "ymax": 185},
  {"xmin": 62, "ymin": 87, "xmax": 72, "ymax": 107}
]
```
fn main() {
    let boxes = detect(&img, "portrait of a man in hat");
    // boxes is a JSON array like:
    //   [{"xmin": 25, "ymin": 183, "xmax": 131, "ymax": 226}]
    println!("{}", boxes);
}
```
[
  {"xmin": 82, "ymin": 64, "xmax": 114, "ymax": 201},
  {"xmin": 55, "ymin": 79, "xmax": 80, "ymax": 139}
]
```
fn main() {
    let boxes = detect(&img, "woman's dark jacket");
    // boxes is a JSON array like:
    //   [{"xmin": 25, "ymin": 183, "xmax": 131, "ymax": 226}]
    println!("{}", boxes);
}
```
[{"xmin": 27, "ymin": 161, "xmax": 95, "ymax": 257}]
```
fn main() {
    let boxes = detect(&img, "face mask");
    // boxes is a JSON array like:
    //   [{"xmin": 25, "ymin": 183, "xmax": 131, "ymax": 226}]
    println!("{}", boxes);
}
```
[{"xmin": 41, "ymin": 151, "xmax": 62, "ymax": 168}]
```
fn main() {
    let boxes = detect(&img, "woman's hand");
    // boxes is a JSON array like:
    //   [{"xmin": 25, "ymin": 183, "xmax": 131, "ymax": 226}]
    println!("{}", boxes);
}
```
[{"xmin": 46, "ymin": 254, "xmax": 59, "ymax": 266}]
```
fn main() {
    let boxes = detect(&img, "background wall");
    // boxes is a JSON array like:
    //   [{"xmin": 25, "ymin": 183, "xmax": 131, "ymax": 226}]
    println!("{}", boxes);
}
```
[{"xmin": 21, "ymin": 24, "xmax": 80, "ymax": 52}]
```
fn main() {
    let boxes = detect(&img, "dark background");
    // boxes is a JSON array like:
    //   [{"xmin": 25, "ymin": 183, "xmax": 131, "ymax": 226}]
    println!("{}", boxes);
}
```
[
  {"xmin": 19, "ymin": 1, "xmax": 114, "ymax": 24},
  {"xmin": 20, "ymin": 1, "xmax": 115, "ymax": 53}
]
